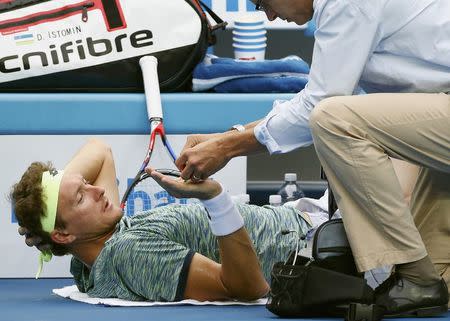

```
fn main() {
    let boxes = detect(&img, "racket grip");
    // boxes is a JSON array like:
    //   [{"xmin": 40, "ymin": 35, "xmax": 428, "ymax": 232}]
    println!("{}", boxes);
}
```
[{"xmin": 139, "ymin": 56, "xmax": 163, "ymax": 119}]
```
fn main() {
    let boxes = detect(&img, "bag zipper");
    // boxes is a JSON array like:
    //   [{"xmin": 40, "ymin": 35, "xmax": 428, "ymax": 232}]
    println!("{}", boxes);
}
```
[{"xmin": 0, "ymin": 1, "xmax": 94, "ymax": 33}]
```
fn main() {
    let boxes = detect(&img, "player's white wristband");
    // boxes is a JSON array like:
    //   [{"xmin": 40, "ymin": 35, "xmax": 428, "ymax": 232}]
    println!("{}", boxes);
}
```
[{"xmin": 201, "ymin": 188, "xmax": 244, "ymax": 236}]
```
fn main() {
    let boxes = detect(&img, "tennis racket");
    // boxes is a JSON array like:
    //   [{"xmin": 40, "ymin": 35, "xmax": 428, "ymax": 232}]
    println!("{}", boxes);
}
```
[
  {"xmin": 120, "ymin": 56, "xmax": 180, "ymax": 215},
  {"xmin": 121, "ymin": 168, "xmax": 199, "ymax": 216}
]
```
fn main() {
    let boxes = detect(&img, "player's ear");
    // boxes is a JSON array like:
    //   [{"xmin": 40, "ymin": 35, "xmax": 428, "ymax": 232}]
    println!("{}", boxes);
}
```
[{"xmin": 50, "ymin": 229, "xmax": 76, "ymax": 245}]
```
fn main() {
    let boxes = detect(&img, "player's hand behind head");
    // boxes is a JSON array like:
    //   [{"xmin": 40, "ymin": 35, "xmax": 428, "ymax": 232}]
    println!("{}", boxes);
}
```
[{"xmin": 18, "ymin": 226, "xmax": 51, "ymax": 252}]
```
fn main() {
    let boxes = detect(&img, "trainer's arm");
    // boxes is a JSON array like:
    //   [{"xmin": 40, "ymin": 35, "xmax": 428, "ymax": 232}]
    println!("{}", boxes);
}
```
[{"xmin": 176, "ymin": 120, "xmax": 267, "ymax": 181}]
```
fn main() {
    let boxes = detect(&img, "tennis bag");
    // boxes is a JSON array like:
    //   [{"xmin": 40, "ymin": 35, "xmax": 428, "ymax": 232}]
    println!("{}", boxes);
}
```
[
  {"xmin": 0, "ymin": 0, "xmax": 225, "ymax": 92},
  {"xmin": 266, "ymin": 219, "xmax": 381, "ymax": 320}
]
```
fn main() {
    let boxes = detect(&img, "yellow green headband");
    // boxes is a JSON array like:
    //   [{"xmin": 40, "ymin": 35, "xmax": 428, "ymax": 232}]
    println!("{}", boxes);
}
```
[{"xmin": 36, "ymin": 169, "xmax": 64, "ymax": 279}]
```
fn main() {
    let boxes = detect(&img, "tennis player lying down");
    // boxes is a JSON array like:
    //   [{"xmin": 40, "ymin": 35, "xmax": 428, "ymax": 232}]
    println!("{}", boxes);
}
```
[{"xmin": 11, "ymin": 138, "xmax": 314, "ymax": 302}]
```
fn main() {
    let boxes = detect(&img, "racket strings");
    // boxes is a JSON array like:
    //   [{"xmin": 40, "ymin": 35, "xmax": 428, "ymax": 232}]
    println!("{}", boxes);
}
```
[
  {"xmin": 122, "ymin": 172, "xmax": 199, "ymax": 217},
  {"xmin": 147, "ymin": 131, "xmax": 176, "ymax": 163},
  {"xmin": 151, "ymin": 128, "xmax": 177, "ymax": 162}
]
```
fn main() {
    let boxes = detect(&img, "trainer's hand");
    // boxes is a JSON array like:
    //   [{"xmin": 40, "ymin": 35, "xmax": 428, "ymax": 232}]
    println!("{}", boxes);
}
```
[
  {"xmin": 177, "ymin": 133, "xmax": 220, "ymax": 156},
  {"xmin": 18, "ymin": 226, "xmax": 51, "ymax": 252},
  {"xmin": 175, "ymin": 133, "xmax": 230, "ymax": 181},
  {"xmin": 146, "ymin": 167, "xmax": 222, "ymax": 200}
]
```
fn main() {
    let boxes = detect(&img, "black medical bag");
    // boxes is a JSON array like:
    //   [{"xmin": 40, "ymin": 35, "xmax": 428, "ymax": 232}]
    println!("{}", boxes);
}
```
[
  {"xmin": 266, "ymin": 172, "xmax": 384, "ymax": 320},
  {"xmin": 266, "ymin": 218, "xmax": 376, "ymax": 317},
  {"xmin": 0, "ymin": 0, "xmax": 225, "ymax": 92}
]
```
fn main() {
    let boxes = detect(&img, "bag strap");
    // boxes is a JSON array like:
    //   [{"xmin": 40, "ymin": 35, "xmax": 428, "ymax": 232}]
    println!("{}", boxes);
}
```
[
  {"xmin": 320, "ymin": 167, "xmax": 338, "ymax": 220},
  {"xmin": 198, "ymin": 0, "xmax": 228, "ymax": 31}
]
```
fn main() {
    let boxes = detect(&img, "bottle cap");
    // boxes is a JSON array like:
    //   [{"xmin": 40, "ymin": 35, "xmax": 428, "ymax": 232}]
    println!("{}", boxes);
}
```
[
  {"xmin": 230, "ymin": 195, "xmax": 240, "ymax": 203},
  {"xmin": 284, "ymin": 173, "xmax": 297, "ymax": 182},
  {"xmin": 240, "ymin": 194, "xmax": 250, "ymax": 204},
  {"xmin": 231, "ymin": 194, "xmax": 250, "ymax": 204},
  {"xmin": 269, "ymin": 194, "xmax": 282, "ymax": 205}
]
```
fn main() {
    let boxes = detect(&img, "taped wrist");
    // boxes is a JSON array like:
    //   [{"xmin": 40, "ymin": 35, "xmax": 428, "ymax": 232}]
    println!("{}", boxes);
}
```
[{"xmin": 201, "ymin": 188, "xmax": 244, "ymax": 236}]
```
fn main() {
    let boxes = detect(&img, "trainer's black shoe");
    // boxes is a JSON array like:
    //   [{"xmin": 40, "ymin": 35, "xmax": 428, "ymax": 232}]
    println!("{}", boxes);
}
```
[{"xmin": 374, "ymin": 273, "xmax": 449, "ymax": 317}]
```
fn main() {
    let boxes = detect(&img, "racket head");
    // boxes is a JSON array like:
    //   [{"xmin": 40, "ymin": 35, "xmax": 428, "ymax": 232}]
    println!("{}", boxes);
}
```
[{"xmin": 121, "ymin": 168, "xmax": 199, "ymax": 217}]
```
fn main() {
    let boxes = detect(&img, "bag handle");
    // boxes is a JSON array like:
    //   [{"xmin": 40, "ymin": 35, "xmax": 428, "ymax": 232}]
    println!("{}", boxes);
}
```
[{"xmin": 198, "ymin": 0, "xmax": 228, "ymax": 31}]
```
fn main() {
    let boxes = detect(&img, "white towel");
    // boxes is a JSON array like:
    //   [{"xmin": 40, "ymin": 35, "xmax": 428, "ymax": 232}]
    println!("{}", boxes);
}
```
[{"xmin": 53, "ymin": 285, "xmax": 267, "ymax": 307}]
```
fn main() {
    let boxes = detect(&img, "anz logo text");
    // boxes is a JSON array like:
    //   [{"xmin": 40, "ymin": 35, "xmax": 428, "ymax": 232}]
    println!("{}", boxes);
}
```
[{"xmin": 124, "ymin": 178, "xmax": 189, "ymax": 217}]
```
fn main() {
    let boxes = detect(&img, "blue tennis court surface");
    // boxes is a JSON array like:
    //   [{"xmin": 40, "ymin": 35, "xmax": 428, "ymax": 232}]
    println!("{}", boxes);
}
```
[{"xmin": 1, "ymin": 279, "xmax": 448, "ymax": 321}]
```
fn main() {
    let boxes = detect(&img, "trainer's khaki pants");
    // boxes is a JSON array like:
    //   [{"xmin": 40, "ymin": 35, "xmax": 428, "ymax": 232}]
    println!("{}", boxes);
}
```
[{"xmin": 309, "ymin": 93, "xmax": 449, "ymax": 273}]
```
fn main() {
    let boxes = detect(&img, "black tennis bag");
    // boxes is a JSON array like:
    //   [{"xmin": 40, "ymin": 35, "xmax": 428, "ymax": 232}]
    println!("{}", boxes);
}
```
[
  {"xmin": 267, "ymin": 179, "xmax": 384, "ymax": 321},
  {"xmin": 267, "ymin": 219, "xmax": 377, "ymax": 318},
  {"xmin": 0, "ymin": 0, "xmax": 225, "ymax": 92}
]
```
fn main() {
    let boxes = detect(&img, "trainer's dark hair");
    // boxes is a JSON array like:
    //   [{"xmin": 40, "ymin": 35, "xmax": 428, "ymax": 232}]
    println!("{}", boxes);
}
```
[{"xmin": 10, "ymin": 162, "xmax": 69, "ymax": 256}]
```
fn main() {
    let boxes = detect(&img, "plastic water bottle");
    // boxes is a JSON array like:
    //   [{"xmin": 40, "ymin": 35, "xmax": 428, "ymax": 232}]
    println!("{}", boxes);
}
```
[
  {"xmin": 277, "ymin": 173, "xmax": 305, "ymax": 204},
  {"xmin": 231, "ymin": 194, "xmax": 250, "ymax": 205},
  {"xmin": 240, "ymin": 194, "xmax": 250, "ymax": 205},
  {"xmin": 269, "ymin": 194, "xmax": 282, "ymax": 207}
]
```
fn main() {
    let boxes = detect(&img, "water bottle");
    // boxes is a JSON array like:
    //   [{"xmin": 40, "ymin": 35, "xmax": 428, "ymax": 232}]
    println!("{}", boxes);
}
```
[
  {"xmin": 240, "ymin": 194, "xmax": 250, "ymax": 205},
  {"xmin": 277, "ymin": 173, "xmax": 305, "ymax": 204},
  {"xmin": 269, "ymin": 194, "xmax": 282, "ymax": 207},
  {"xmin": 231, "ymin": 194, "xmax": 250, "ymax": 205}
]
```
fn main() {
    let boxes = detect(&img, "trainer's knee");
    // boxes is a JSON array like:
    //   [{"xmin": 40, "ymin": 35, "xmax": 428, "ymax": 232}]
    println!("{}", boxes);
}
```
[{"xmin": 309, "ymin": 96, "xmax": 346, "ymax": 140}]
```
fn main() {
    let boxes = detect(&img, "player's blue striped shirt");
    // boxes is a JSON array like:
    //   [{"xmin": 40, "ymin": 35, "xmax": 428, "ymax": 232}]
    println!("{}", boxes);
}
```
[{"xmin": 71, "ymin": 203, "xmax": 310, "ymax": 301}]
